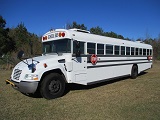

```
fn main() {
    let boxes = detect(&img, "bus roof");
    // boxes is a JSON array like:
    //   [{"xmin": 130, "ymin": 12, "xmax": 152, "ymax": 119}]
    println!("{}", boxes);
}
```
[{"xmin": 42, "ymin": 29, "xmax": 152, "ymax": 49}]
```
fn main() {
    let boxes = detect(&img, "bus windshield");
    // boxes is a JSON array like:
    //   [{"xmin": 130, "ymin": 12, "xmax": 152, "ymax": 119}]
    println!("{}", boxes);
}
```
[{"xmin": 43, "ymin": 39, "xmax": 71, "ymax": 54}]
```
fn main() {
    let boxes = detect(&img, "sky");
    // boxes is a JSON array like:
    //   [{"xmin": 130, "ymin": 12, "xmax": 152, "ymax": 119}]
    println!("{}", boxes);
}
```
[{"xmin": 0, "ymin": 0, "xmax": 160, "ymax": 40}]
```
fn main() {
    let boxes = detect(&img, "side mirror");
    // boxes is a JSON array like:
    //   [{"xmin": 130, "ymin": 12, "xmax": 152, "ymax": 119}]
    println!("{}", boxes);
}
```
[
  {"xmin": 75, "ymin": 41, "xmax": 80, "ymax": 48},
  {"xmin": 73, "ymin": 40, "xmax": 81, "ymax": 57},
  {"xmin": 76, "ymin": 50, "xmax": 81, "ymax": 57},
  {"xmin": 17, "ymin": 50, "xmax": 24, "ymax": 59}
]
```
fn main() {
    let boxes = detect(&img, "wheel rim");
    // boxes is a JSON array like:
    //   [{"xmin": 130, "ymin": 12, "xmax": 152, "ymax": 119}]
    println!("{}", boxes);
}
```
[{"xmin": 48, "ymin": 79, "xmax": 61, "ymax": 94}]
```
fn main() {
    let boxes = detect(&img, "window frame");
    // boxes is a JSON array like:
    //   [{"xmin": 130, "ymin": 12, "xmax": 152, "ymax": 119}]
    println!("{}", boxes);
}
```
[
  {"xmin": 143, "ymin": 48, "xmax": 146, "ymax": 56},
  {"xmin": 106, "ymin": 44, "xmax": 113, "ymax": 55},
  {"xmin": 121, "ymin": 46, "xmax": 125, "ymax": 55},
  {"xmin": 97, "ymin": 43, "xmax": 104, "ymax": 55},
  {"xmin": 73, "ymin": 41, "xmax": 85, "ymax": 55},
  {"xmin": 136, "ymin": 48, "xmax": 139, "ymax": 55},
  {"xmin": 114, "ymin": 45, "xmax": 120, "ymax": 55},
  {"xmin": 126, "ymin": 47, "xmax": 130, "ymax": 55},
  {"xmin": 139, "ymin": 48, "xmax": 142, "ymax": 55},
  {"xmin": 87, "ymin": 42, "xmax": 96, "ymax": 54}
]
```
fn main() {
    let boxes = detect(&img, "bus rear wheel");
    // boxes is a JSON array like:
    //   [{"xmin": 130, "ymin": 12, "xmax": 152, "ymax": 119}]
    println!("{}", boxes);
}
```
[
  {"xmin": 40, "ymin": 73, "xmax": 66, "ymax": 99},
  {"xmin": 131, "ymin": 65, "xmax": 138, "ymax": 79}
]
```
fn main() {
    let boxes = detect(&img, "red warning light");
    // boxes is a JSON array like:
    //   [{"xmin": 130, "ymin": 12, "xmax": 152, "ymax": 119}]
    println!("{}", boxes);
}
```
[
  {"xmin": 62, "ymin": 32, "xmax": 65, "ymax": 37},
  {"xmin": 147, "ymin": 56, "xmax": 152, "ymax": 61},
  {"xmin": 58, "ymin": 32, "xmax": 65, "ymax": 37}
]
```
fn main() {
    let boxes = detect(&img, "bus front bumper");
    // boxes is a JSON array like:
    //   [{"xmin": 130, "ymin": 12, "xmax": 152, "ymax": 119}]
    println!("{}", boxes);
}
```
[{"xmin": 5, "ymin": 79, "xmax": 39, "ymax": 94}]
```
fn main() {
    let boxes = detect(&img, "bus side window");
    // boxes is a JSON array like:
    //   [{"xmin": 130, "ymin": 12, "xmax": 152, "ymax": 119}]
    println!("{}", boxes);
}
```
[
  {"xmin": 131, "ymin": 47, "xmax": 135, "ymax": 55},
  {"xmin": 139, "ymin": 48, "xmax": 142, "ymax": 55},
  {"xmin": 136, "ymin": 48, "xmax": 139, "ymax": 55},
  {"xmin": 126, "ymin": 47, "xmax": 130, "ymax": 55},
  {"xmin": 73, "ymin": 41, "xmax": 85, "ymax": 54},
  {"xmin": 150, "ymin": 49, "xmax": 152, "ymax": 56},
  {"xmin": 114, "ymin": 45, "xmax": 120, "ymax": 55},
  {"xmin": 97, "ymin": 44, "xmax": 104, "ymax": 54},
  {"xmin": 87, "ymin": 43, "xmax": 95, "ymax": 54},
  {"xmin": 106, "ymin": 44, "xmax": 113, "ymax": 55},
  {"xmin": 147, "ymin": 49, "xmax": 149, "ymax": 55},
  {"xmin": 121, "ymin": 46, "xmax": 125, "ymax": 55},
  {"xmin": 143, "ymin": 49, "xmax": 146, "ymax": 55}
]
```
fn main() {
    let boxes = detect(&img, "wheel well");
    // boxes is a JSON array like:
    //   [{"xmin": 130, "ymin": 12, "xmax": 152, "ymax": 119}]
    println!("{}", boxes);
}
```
[
  {"xmin": 36, "ymin": 69, "xmax": 66, "ymax": 93},
  {"xmin": 133, "ymin": 64, "xmax": 138, "ymax": 68},
  {"xmin": 40, "ymin": 69, "xmax": 66, "ymax": 82}
]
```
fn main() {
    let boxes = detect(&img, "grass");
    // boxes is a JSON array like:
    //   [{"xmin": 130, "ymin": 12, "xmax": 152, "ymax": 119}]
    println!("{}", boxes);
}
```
[{"xmin": 0, "ymin": 61, "xmax": 160, "ymax": 120}]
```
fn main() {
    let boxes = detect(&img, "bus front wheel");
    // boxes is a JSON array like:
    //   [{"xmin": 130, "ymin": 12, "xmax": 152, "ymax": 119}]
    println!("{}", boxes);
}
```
[{"xmin": 40, "ymin": 73, "xmax": 66, "ymax": 99}]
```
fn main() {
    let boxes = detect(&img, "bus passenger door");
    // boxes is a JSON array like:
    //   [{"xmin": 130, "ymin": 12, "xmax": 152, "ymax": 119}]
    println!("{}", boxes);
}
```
[{"xmin": 72, "ymin": 56, "xmax": 87, "ymax": 84}]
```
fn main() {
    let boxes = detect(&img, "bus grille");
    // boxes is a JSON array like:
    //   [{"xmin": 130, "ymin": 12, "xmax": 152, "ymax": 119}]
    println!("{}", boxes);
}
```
[{"xmin": 13, "ymin": 69, "xmax": 22, "ymax": 80}]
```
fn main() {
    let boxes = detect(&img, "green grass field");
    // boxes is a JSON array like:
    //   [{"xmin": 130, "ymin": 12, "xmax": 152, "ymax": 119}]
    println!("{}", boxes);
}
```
[{"xmin": 0, "ymin": 62, "xmax": 160, "ymax": 120}]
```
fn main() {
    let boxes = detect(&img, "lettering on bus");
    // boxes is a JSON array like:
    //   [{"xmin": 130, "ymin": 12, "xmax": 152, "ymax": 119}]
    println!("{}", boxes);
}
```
[{"xmin": 48, "ymin": 34, "xmax": 55, "ymax": 39}]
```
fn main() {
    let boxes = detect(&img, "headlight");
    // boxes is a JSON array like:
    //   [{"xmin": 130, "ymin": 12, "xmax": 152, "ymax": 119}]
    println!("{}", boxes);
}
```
[{"xmin": 25, "ymin": 74, "xmax": 38, "ymax": 80}]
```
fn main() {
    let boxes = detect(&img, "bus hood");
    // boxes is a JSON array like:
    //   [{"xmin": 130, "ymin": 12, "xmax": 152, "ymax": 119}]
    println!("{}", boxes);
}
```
[
  {"xmin": 11, "ymin": 54, "xmax": 69, "ymax": 82},
  {"xmin": 31, "ymin": 54, "xmax": 64, "ymax": 62},
  {"xmin": 18, "ymin": 54, "xmax": 66, "ymax": 66},
  {"xmin": 14, "ymin": 54, "xmax": 68, "ymax": 73}
]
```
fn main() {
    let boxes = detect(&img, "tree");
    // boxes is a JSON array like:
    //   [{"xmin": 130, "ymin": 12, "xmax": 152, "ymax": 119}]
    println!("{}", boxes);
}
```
[
  {"xmin": 8, "ymin": 23, "xmax": 41, "ymax": 57},
  {"xmin": 0, "ymin": 16, "xmax": 6, "ymax": 28},
  {"xmin": 90, "ymin": 27, "xmax": 125, "ymax": 40},
  {"xmin": 124, "ymin": 37, "xmax": 130, "ymax": 41},
  {"xmin": 157, "ymin": 35, "xmax": 160, "ymax": 60},
  {"xmin": 29, "ymin": 33, "xmax": 42, "ymax": 55},
  {"xmin": 66, "ymin": 21, "xmax": 87, "ymax": 30},
  {"xmin": 117, "ymin": 35, "xmax": 124, "ymax": 39},
  {"xmin": 144, "ymin": 38, "xmax": 159, "ymax": 60},
  {"xmin": 108, "ymin": 31, "xmax": 118, "ymax": 38},
  {"xmin": 15, "ymin": 23, "xmax": 30, "ymax": 47},
  {"xmin": 0, "ymin": 16, "xmax": 16, "ymax": 56},
  {"xmin": 90, "ymin": 26, "xmax": 104, "ymax": 35}
]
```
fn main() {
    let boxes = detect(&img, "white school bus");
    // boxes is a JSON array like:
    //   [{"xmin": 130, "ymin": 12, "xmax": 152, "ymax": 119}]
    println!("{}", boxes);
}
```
[{"xmin": 6, "ymin": 28, "xmax": 153, "ymax": 99}]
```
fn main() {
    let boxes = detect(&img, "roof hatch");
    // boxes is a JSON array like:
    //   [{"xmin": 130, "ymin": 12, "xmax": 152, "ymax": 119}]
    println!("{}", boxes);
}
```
[{"xmin": 69, "ymin": 28, "xmax": 90, "ymax": 33}]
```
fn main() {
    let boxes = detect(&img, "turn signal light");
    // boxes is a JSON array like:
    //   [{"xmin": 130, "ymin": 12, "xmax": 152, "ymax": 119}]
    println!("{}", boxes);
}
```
[{"xmin": 43, "ymin": 63, "xmax": 47, "ymax": 68}]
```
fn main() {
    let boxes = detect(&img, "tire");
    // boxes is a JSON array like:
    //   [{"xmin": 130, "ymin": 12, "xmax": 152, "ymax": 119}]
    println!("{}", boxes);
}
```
[
  {"xmin": 40, "ymin": 73, "xmax": 66, "ymax": 99},
  {"xmin": 131, "ymin": 65, "xmax": 138, "ymax": 79}
]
